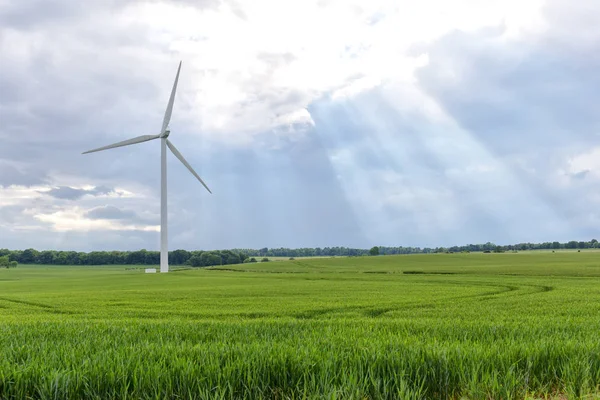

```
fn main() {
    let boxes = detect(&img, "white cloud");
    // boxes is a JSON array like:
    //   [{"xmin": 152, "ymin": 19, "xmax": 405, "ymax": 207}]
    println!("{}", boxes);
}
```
[
  {"xmin": 0, "ymin": 185, "xmax": 46, "ymax": 207},
  {"xmin": 1, "ymin": 0, "xmax": 541, "ymax": 145},
  {"xmin": 567, "ymin": 147, "xmax": 600, "ymax": 177},
  {"xmin": 33, "ymin": 207, "xmax": 159, "ymax": 233},
  {"xmin": 166, "ymin": 0, "xmax": 545, "ymax": 139},
  {"xmin": 0, "ymin": 183, "xmax": 157, "ymax": 234}
]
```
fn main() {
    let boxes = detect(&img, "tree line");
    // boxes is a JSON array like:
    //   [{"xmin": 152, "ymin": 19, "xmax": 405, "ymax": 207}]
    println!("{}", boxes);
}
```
[
  {"xmin": 0, "ymin": 239, "xmax": 597, "ymax": 267},
  {"xmin": 0, "ymin": 248, "xmax": 251, "ymax": 268}
]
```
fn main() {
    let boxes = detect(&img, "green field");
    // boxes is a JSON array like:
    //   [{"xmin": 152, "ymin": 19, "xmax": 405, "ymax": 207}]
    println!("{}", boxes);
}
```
[{"xmin": 1, "ymin": 252, "xmax": 599, "ymax": 399}]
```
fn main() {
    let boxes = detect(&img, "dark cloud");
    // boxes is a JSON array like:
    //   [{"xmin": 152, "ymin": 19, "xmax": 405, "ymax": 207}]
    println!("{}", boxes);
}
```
[
  {"xmin": 571, "ymin": 170, "xmax": 590, "ymax": 180},
  {"xmin": 0, "ymin": 0, "xmax": 220, "ymax": 30},
  {"xmin": 44, "ymin": 187, "xmax": 86, "ymax": 200},
  {"xmin": 0, "ymin": 161, "xmax": 48, "ymax": 186},
  {"xmin": 408, "ymin": 0, "xmax": 600, "ymax": 244},
  {"xmin": 84, "ymin": 205, "xmax": 138, "ymax": 220},
  {"xmin": 416, "ymin": 2, "xmax": 600, "ymax": 157},
  {"xmin": 0, "ymin": 0, "xmax": 178, "ymax": 205},
  {"xmin": 0, "ymin": 1, "xmax": 102, "ymax": 29},
  {"xmin": 44, "ymin": 186, "xmax": 114, "ymax": 200}
]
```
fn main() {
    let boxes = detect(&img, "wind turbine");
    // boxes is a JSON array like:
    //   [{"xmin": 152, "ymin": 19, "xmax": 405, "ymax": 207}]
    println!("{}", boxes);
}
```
[{"xmin": 83, "ymin": 61, "xmax": 211, "ymax": 273}]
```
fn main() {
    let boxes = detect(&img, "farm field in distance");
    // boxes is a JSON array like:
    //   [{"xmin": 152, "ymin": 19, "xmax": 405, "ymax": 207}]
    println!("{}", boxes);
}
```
[{"xmin": 1, "ymin": 252, "xmax": 599, "ymax": 399}]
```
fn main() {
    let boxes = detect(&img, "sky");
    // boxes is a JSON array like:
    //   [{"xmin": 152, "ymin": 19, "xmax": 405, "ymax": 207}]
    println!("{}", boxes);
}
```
[{"xmin": 1, "ymin": 0, "xmax": 599, "ymax": 251}]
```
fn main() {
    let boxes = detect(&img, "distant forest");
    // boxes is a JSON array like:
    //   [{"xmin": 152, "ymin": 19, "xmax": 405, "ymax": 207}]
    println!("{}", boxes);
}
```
[{"xmin": 1, "ymin": 239, "xmax": 598, "ymax": 267}]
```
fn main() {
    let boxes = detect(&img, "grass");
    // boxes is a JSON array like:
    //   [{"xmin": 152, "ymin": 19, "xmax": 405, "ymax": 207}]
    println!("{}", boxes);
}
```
[{"xmin": 0, "ymin": 252, "xmax": 599, "ymax": 399}]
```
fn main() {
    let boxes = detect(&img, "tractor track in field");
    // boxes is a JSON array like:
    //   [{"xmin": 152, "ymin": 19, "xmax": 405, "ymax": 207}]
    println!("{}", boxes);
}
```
[
  {"xmin": 174, "ymin": 278, "xmax": 557, "ymax": 320},
  {"xmin": 289, "ymin": 282, "xmax": 557, "ymax": 319},
  {"xmin": 174, "ymin": 272, "xmax": 558, "ymax": 321},
  {"xmin": 0, "ymin": 296, "xmax": 81, "ymax": 315},
  {"xmin": 474, "ymin": 284, "xmax": 554, "ymax": 301},
  {"xmin": 292, "ymin": 283, "xmax": 518, "ymax": 319},
  {"xmin": 0, "ymin": 296, "xmax": 55, "ymax": 309},
  {"xmin": 207, "ymin": 267, "xmax": 308, "ymax": 274}
]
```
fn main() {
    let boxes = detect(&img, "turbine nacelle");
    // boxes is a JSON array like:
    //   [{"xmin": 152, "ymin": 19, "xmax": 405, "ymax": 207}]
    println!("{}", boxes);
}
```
[{"xmin": 161, "ymin": 130, "xmax": 170, "ymax": 138}]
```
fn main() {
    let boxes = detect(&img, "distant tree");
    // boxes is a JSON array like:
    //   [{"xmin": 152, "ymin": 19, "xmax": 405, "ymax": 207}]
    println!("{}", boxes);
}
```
[
  {"xmin": 127, "ymin": 249, "xmax": 147, "ymax": 265},
  {"xmin": 37, "ymin": 250, "xmax": 55, "ymax": 264},
  {"xmin": 87, "ymin": 251, "xmax": 111, "ymax": 265},
  {"xmin": 170, "ymin": 249, "xmax": 191, "ymax": 265},
  {"xmin": 243, "ymin": 257, "xmax": 257, "ymax": 263},
  {"xmin": 21, "ymin": 248, "xmax": 38, "ymax": 264},
  {"xmin": 0, "ymin": 256, "xmax": 9, "ymax": 268},
  {"xmin": 201, "ymin": 252, "xmax": 222, "ymax": 267},
  {"xmin": 289, "ymin": 257, "xmax": 295, "ymax": 260},
  {"xmin": 188, "ymin": 253, "xmax": 204, "ymax": 267},
  {"xmin": 7, "ymin": 250, "xmax": 22, "ymax": 263},
  {"xmin": 261, "ymin": 257, "xmax": 270, "ymax": 262},
  {"xmin": 9, "ymin": 261, "xmax": 17, "ymax": 268},
  {"xmin": 55, "ymin": 252, "xmax": 69, "ymax": 265},
  {"xmin": 144, "ymin": 251, "xmax": 160, "ymax": 265},
  {"xmin": 77, "ymin": 252, "xmax": 88, "ymax": 265},
  {"xmin": 369, "ymin": 246, "xmax": 380, "ymax": 256},
  {"xmin": 482, "ymin": 242, "xmax": 497, "ymax": 252},
  {"xmin": 222, "ymin": 251, "xmax": 241, "ymax": 265},
  {"xmin": 111, "ymin": 251, "xmax": 127, "ymax": 265}
]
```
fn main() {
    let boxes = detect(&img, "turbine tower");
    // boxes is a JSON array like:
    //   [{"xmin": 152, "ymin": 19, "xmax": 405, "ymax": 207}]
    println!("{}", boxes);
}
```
[{"xmin": 83, "ymin": 61, "xmax": 211, "ymax": 273}]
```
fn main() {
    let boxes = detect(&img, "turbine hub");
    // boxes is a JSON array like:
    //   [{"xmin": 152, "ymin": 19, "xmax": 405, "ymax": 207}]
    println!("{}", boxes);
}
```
[{"xmin": 162, "ymin": 130, "xmax": 170, "ymax": 138}]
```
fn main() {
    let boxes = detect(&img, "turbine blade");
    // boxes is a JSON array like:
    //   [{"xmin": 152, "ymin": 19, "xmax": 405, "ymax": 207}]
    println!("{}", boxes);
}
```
[
  {"xmin": 166, "ymin": 139, "xmax": 212, "ymax": 194},
  {"xmin": 82, "ymin": 134, "xmax": 161, "ymax": 154},
  {"xmin": 161, "ymin": 61, "xmax": 182, "ymax": 135}
]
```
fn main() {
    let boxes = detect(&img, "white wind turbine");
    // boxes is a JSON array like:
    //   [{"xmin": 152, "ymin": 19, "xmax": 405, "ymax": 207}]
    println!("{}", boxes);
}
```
[{"xmin": 83, "ymin": 61, "xmax": 211, "ymax": 273}]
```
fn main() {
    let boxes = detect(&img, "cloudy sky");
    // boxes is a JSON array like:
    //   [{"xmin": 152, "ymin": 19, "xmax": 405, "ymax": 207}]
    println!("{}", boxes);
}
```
[{"xmin": 1, "ymin": 0, "xmax": 599, "ymax": 251}]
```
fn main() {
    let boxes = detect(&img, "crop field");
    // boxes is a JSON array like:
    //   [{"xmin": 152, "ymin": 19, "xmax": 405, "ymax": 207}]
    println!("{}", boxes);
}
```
[{"xmin": 0, "ymin": 252, "xmax": 599, "ymax": 399}]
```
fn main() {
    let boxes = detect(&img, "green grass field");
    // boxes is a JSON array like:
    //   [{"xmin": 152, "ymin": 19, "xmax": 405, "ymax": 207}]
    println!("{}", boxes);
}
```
[{"xmin": 1, "ymin": 252, "xmax": 599, "ymax": 399}]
